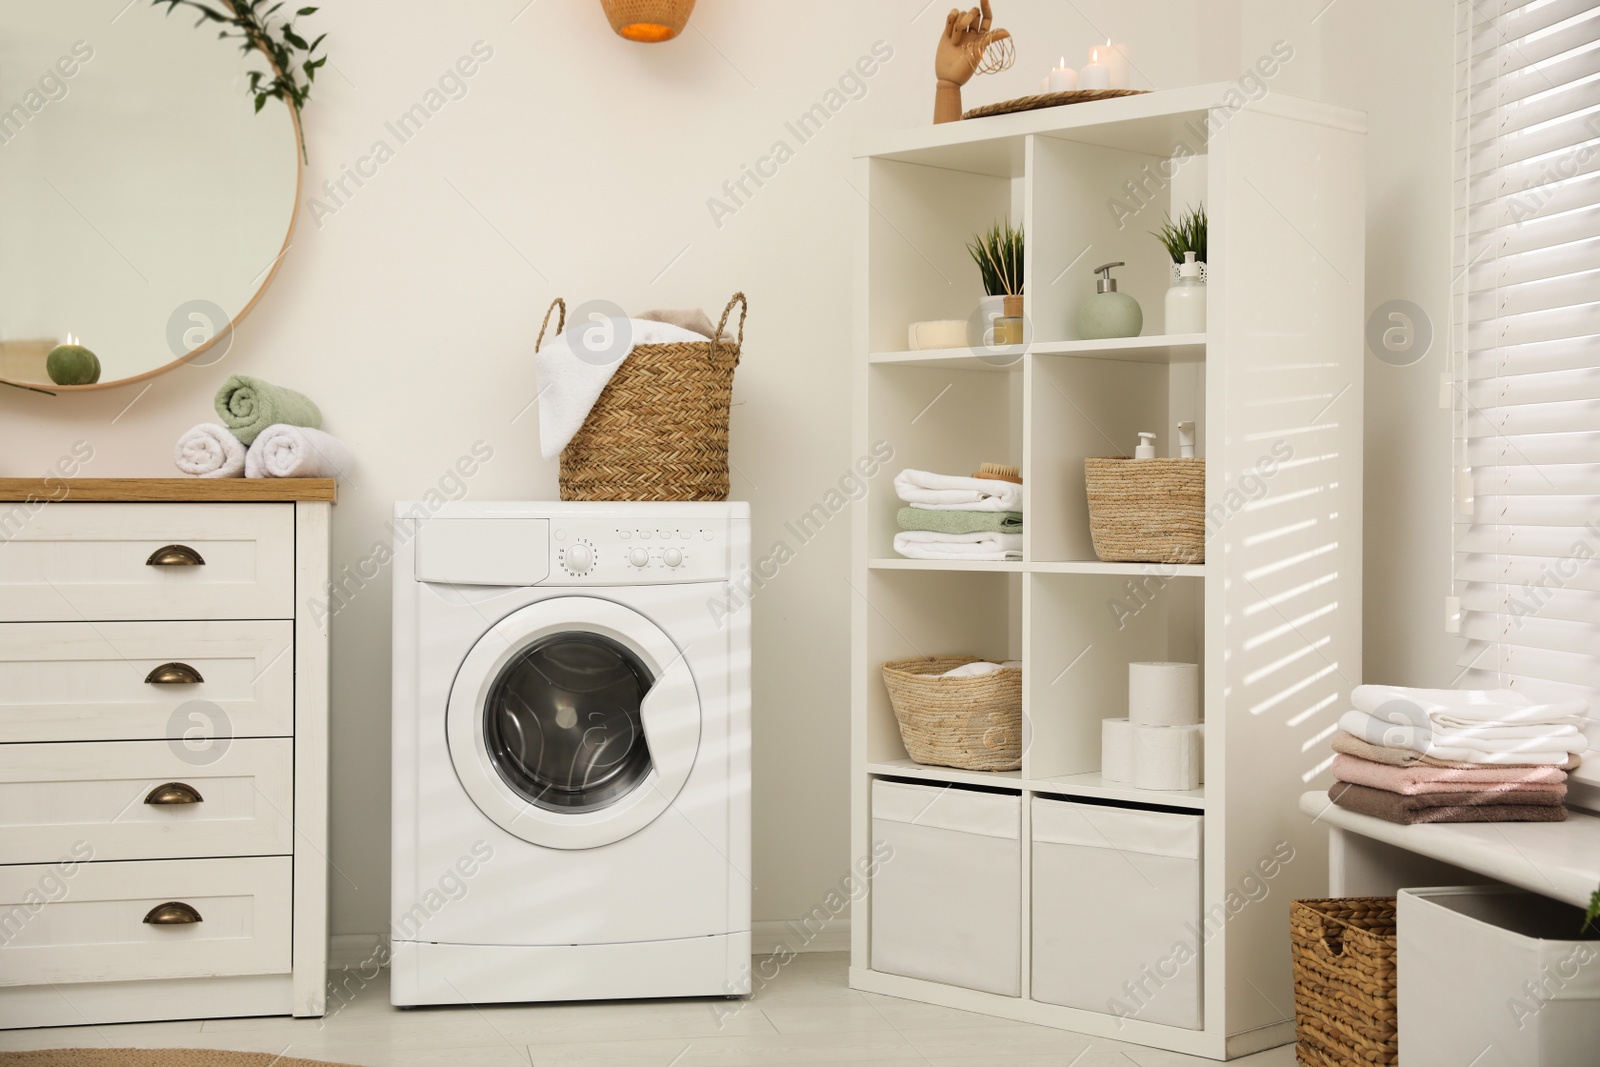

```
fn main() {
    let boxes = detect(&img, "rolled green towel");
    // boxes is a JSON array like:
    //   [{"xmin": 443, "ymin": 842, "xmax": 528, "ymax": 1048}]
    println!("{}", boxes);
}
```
[
  {"xmin": 214, "ymin": 375, "xmax": 322, "ymax": 446},
  {"xmin": 897, "ymin": 507, "xmax": 1023, "ymax": 535}
]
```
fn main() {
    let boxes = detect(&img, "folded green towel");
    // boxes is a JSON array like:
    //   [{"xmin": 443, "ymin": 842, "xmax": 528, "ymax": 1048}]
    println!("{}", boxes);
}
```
[
  {"xmin": 215, "ymin": 375, "xmax": 322, "ymax": 446},
  {"xmin": 897, "ymin": 507, "xmax": 1023, "ymax": 535}
]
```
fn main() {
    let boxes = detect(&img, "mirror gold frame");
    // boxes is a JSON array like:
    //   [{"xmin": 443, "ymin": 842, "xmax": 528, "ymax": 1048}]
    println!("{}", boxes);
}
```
[{"xmin": 1, "ymin": 34, "xmax": 302, "ymax": 396}]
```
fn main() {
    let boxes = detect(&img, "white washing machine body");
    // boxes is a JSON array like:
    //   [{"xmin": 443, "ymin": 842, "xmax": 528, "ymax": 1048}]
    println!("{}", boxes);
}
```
[{"xmin": 390, "ymin": 501, "xmax": 751, "ymax": 1006}]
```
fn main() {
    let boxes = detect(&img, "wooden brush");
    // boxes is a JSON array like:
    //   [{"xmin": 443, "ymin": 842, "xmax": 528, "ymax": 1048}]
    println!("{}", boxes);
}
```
[{"xmin": 973, "ymin": 462, "xmax": 1022, "ymax": 484}]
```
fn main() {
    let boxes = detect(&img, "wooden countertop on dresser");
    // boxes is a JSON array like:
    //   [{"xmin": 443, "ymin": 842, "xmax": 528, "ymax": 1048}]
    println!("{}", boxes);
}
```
[{"xmin": 0, "ymin": 478, "xmax": 336, "ymax": 503}]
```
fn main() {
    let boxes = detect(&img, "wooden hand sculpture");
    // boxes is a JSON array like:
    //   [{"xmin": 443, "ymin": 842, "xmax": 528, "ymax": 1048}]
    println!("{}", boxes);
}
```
[{"xmin": 933, "ymin": 1, "xmax": 1011, "ymax": 124}]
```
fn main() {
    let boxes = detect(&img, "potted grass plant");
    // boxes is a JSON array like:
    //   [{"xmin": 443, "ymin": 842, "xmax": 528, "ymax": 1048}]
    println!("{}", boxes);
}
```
[
  {"xmin": 1152, "ymin": 204, "xmax": 1207, "ymax": 281},
  {"xmin": 968, "ymin": 221, "xmax": 1024, "ymax": 345}
]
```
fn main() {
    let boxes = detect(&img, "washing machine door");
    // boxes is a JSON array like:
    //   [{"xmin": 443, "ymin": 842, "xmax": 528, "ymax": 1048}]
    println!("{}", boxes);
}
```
[{"xmin": 445, "ymin": 596, "xmax": 701, "ymax": 850}]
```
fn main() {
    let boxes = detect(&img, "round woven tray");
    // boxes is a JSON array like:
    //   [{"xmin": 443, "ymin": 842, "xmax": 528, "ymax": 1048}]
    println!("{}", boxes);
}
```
[
  {"xmin": 880, "ymin": 656, "xmax": 1022, "ymax": 772},
  {"xmin": 963, "ymin": 88, "xmax": 1148, "ymax": 120},
  {"xmin": 1290, "ymin": 897, "xmax": 1399, "ymax": 1067}
]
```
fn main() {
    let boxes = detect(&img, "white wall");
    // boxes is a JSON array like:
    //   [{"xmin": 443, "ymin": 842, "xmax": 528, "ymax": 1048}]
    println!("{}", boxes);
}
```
[{"xmin": 0, "ymin": 1, "xmax": 1457, "ymax": 941}]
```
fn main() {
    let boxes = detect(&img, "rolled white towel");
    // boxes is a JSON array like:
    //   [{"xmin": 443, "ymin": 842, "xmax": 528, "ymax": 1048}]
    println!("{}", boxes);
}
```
[
  {"xmin": 245, "ymin": 424, "xmax": 354, "ymax": 479},
  {"xmin": 173, "ymin": 423, "xmax": 245, "ymax": 478},
  {"xmin": 894, "ymin": 468, "xmax": 1022, "ymax": 512}
]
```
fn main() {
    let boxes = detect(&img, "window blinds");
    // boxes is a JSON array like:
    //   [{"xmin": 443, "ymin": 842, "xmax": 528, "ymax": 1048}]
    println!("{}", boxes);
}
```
[{"xmin": 1453, "ymin": 0, "xmax": 1600, "ymax": 772}]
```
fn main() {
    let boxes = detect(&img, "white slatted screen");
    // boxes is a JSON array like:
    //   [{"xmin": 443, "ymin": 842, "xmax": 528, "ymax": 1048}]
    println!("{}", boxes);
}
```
[{"xmin": 1453, "ymin": 0, "xmax": 1600, "ymax": 776}]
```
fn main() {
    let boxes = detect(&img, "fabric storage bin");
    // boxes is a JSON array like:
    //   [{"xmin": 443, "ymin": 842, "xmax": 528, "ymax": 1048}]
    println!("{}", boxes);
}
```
[
  {"xmin": 1290, "ymin": 897, "xmax": 1398, "ymax": 1067},
  {"xmin": 1399, "ymin": 886, "xmax": 1600, "ymax": 1067},
  {"xmin": 1031, "ymin": 797, "xmax": 1203, "ymax": 1028},
  {"xmin": 870, "ymin": 779, "xmax": 1021, "ymax": 995}
]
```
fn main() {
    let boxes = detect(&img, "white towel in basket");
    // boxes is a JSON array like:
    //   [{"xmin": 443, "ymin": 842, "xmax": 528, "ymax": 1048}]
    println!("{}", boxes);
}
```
[{"xmin": 534, "ymin": 317, "xmax": 707, "ymax": 459}]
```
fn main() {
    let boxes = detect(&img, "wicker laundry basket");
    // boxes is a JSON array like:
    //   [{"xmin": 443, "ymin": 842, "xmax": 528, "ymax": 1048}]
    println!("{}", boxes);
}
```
[
  {"xmin": 880, "ymin": 656, "xmax": 1022, "ymax": 772},
  {"xmin": 1290, "ymin": 897, "xmax": 1399, "ymax": 1067},
  {"xmin": 1083, "ymin": 457, "xmax": 1205, "ymax": 563},
  {"xmin": 536, "ymin": 292, "xmax": 746, "ymax": 502}
]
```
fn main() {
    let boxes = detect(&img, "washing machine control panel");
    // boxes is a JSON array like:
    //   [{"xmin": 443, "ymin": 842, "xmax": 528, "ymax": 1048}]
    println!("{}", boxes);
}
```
[{"xmin": 550, "ymin": 519, "xmax": 728, "ymax": 584}]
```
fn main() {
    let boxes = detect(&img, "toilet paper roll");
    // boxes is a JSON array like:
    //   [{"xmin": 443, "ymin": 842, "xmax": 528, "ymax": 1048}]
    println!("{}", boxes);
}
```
[
  {"xmin": 1133, "ymin": 723, "xmax": 1203, "ymax": 791},
  {"xmin": 1101, "ymin": 717, "xmax": 1134, "ymax": 783},
  {"xmin": 1129, "ymin": 661, "xmax": 1201, "ymax": 726}
]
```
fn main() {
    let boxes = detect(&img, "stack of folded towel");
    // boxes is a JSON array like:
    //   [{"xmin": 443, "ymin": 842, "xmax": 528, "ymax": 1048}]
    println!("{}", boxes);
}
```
[
  {"xmin": 173, "ymin": 376, "xmax": 352, "ymax": 480},
  {"xmin": 892, "ymin": 468, "xmax": 1022, "ymax": 561},
  {"xmin": 1328, "ymin": 685, "xmax": 1588, "ymax": 824}
]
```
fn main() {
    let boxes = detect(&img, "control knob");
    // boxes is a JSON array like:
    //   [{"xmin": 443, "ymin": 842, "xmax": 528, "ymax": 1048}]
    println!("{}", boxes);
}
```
[
  {"xmin": 662, "ymin": 548, "xmax": 684, "ymax": 568},
  {"xmin": 628, "ymin": 547, "xmax": 650, "ymax": 568},
  {"xmin": 565, "ymin": 543, "xmax": 593, "ymax": 575}
]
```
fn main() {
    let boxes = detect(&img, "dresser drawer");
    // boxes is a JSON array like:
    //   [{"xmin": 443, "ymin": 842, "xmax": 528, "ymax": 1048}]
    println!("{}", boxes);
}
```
[
  {"xmin": 0, "ymin": 503, "xmax": 294, "ymax": 622},
  {"xmin": 0, "ymin": 856, "xmax": 291, "ymax": 986},
  {"xmin": 0, "ymin": 738, "xmax": 293, "ymax": 863},
  {"xmin": 0, "ymin": 621, "xmax": 293, "ymax": 743}
]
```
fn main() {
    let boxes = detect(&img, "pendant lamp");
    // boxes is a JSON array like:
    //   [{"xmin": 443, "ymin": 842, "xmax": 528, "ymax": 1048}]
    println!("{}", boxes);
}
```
[{"xmin": 600, "ymin": 0, "xmax": 697, "ymax": 43}]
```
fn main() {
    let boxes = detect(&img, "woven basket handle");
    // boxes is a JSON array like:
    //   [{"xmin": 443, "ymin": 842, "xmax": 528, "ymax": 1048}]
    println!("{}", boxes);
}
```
[
  {"xmin": 1320, "ymin": 915, "xmax": 1350, "ymax": 958},
  {"xmin": 709, "ymin": 292, "xmax": 748, "ymax": 364},
  {"xmin": 535, "ymin": 297, "xmax": 567, "ymax": 353}
]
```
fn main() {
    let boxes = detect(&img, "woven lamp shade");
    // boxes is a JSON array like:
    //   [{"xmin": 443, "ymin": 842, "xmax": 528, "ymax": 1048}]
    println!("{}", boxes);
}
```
[{"xmin": 601, "ymin": 0, "xmax": 696, "ymax": 42}]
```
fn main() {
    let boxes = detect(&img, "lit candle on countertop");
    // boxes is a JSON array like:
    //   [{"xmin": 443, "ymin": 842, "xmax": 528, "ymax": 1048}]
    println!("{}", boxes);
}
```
[
  {"xmin": 1047, "ymin": 56, "xmax": 1077, "ymax": 93},
  {"xmin": 1040, "ymin": 75, "xmax": 1050, "ymax": 93},
  {"xmin": 1080, "ymin": 45, "xmax": 1110, "ymax": 90},
  {"xmin": 1102, "ymin": 40, "xmax": 1130, "ymax": 89}
]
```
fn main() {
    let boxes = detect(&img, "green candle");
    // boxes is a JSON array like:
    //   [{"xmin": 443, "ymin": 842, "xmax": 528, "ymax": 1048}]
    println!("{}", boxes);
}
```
[{"xmin": 46, "ymin": 342, "xmax": 101, "ymax": 386}]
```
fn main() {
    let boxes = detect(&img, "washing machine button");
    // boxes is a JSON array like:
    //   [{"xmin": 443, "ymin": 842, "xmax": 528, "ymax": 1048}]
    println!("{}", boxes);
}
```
[
  {"xmin": 638, "ymin": 529, "xmax": 652, "ymax": 540},
  {"xmin": 701, "ymin": 530, "xmax": 714, "ymax": 541},
  {"xmin": 628, "ymin": 547, "xmax": 650, "ymax": 568},
  {"xmin": 663, "ymin": 548, "xmax": 684, "ymax": 568},
  {"xmin": 565, "ymin": 543, "xmax": 593, "ymax": 575}
]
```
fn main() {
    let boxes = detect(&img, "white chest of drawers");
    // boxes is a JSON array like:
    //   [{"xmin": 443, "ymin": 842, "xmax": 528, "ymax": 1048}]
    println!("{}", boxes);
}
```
[{"xmin": 0, "ymin": 479, "xmax": 332, "ymax": 1027}]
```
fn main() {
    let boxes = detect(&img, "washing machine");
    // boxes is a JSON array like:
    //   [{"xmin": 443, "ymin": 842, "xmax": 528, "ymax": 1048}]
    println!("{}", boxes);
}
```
[{"xmin": 390, "ymin": 501, "xmax": 751, "ymax": 1006}]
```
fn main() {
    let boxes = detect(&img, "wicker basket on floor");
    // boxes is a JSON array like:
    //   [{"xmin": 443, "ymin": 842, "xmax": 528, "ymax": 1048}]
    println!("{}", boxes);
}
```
[
  {"xmin": 536, "ymin": 292, "xmax": 746, "ymax": 502},
  {"xmin": 1083, "ymin": 457, "xmax": 1205, "ymax": 563},
  {"xmin": 1291, "ymin": 897, "xmax": 1399, "ymax": 1067},
  {"xmin": 880, "ymin": 656, "xmax": 1022, "ymax": 772}
]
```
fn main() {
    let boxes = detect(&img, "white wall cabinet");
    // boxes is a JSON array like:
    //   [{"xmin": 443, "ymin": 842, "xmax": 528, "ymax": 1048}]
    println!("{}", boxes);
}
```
[
  {"xmin": 850, "ymin": 86, "xmax": 1365, "ymax": 1059},
  {"xmin": 0, "ymin": 479, "xmax": 332, "ymax": 1028}
]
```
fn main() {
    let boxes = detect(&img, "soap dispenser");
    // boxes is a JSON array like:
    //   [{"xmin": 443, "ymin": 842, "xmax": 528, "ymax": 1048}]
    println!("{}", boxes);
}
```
[
  {"xmin": 1165, "ymin": 251, "xmax": 1206, "ymax": 334},
  {"xmin": 1078, "ymin": 262, "xmax": 1143, "ymax": 340}
]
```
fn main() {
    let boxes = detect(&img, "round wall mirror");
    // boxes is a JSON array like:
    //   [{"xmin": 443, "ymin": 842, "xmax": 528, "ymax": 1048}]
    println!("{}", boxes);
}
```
[{"xmin": 0, "ymin": 3, "xmax": 300, "ymax": 393}]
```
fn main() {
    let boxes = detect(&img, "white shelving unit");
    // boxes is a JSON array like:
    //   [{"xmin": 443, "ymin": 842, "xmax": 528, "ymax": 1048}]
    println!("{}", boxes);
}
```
[{"xmin": 849, "ymin": 85, "xmax": 1366, "ymax": 1060}]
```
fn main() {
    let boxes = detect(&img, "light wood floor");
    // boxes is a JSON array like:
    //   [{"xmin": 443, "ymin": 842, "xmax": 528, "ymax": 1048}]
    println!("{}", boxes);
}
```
[{"xmin": 0, "ymin": 953, "xmax": 1299, "ymax": 1066}]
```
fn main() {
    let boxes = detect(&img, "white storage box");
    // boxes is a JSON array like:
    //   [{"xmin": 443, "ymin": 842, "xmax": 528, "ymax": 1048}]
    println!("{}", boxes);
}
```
[
  {"xmin": 1399, "ymin": 886, "xmax": 1600, "ymax": 1066},
  {"xmin": 870, "ymin": 779, "xmax": 1021, "ymax": 996},
  {"xmin": 1031, "ymin": 798, "xmax": 1203, "ymax": 1028}
]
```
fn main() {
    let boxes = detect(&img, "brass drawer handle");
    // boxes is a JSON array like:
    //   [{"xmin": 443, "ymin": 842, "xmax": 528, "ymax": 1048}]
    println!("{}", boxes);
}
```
[
  {"xmin": 146, "ymin": 544, "xmax": 205, "ymax": 567},
  {"xmin": 143, "ymin": 902, "xmax": 203, "ymax": 925},
  {"xmin": 145, "ymin": 782, "xmax": 204, "ymax": 805},
  {"xmin": 144, "ymin": 662, "xmax": 204, "ymax": 685}
]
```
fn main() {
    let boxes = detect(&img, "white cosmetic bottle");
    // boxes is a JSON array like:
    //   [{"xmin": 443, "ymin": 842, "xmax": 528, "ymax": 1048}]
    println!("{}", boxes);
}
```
[{"xmin": 1165, "ymin": 251, "xmax": 1206, "ymax": 334}]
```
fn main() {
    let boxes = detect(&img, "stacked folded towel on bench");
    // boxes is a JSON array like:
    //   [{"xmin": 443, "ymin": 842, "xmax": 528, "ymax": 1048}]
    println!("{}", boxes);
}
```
[
  {"xmin": 1327, "ymin": 685, "xmax": 1586, "ymax": 824},
  {"xmin": 892, "ymin": 469, "xmax": 1021, "ymax": 561}
]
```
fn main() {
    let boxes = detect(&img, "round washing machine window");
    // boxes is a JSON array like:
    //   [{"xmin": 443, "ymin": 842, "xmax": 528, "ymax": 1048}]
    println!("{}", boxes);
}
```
[
  {"xmin": 446, "ymin": 597, "xmax": 703, "ymax": 850},
  {"xmin": 483, "ymin": 633, "xmax": 654, "ymax": 813}
]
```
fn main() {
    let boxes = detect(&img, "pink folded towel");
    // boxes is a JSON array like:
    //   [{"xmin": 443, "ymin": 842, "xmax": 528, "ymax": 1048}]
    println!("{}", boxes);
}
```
[{"xmin": 1331, "ymin": 753, "xmax": 1566, "ymax": 796}]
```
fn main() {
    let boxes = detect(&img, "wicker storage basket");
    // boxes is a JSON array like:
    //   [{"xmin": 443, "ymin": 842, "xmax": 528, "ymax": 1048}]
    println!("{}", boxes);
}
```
[
  {"xmin": 536, "ymin": 293, "xmax": 746, "ymax": 502},
  {"xmin": 880, "ymin": 656, "xmax": 1022, "ymax": 772},
  {"xmin": 1290, "ymin": 897, "xmax": 1399, "ymax": 1067},
  {"xmin": 1083, "ymin": 457, "xmax": 1205, "ymax": 563}
]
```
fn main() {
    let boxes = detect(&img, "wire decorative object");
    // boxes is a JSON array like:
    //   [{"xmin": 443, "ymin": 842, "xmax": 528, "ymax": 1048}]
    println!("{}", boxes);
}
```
[{"xmin": 967, "ymin": 32, "xmax": 1015, "ymax": 76}]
